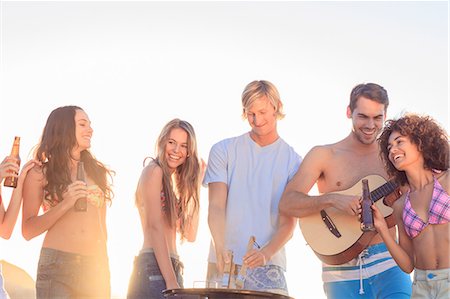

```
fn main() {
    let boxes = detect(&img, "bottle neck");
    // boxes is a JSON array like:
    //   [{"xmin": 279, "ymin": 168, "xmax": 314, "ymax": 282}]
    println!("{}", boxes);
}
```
[{"xmin": 10, "ymin": 141, "xmax": 20, "ymax": 156}]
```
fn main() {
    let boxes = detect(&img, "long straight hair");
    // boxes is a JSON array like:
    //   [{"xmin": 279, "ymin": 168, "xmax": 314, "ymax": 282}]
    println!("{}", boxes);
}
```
[
  {"xmin": 34, "ymin": 106, "xmax": 113, "ymax": 206},
  {"xmin": 144, "ymin": 119, "xmax": 200, "ymax": 240}
]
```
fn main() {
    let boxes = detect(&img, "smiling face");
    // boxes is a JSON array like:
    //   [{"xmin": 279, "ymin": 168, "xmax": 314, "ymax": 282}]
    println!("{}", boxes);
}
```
[
  {"xmin": 73, "ymin": 109, "xmax": 93, "ymax": 153},
  {"xmin": 246, "ymin": 96, "xmax": 278, "ymax": 145},
  {"xmin": 387, "ymin": 130, "xmax": 423, "ymax": 171},
  {"xmin": 347, "ymin": 96, "xmax": 386, "ymax": 145},
  {"xmin": 164, "ymin": 127, "xmax": 189, "ymax": 172}
]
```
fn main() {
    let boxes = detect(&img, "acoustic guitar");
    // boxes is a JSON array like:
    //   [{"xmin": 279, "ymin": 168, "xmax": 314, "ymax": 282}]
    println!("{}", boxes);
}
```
[{"xmin": 298, "ymin": 175, "xmax": 400, "ymax": 265}]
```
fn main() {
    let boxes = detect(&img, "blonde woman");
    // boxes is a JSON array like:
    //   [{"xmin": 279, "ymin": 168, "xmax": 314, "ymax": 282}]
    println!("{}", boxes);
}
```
[{"xmin": 127, "ymin": 119, "xmax": 202, "ymax": 299}]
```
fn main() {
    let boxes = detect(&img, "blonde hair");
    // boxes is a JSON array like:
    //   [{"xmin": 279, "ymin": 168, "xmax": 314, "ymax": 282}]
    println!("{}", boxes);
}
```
[
  {"xmin": 155, "ymin": 119, "xmax": 200, "ymax": 240},
  {"xmin": 241, "ymin": 80, "xmax": 285, "ymax": 120}
]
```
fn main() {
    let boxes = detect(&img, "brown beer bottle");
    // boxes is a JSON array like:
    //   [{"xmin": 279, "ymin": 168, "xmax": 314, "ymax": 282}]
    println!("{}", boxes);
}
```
[
  {"xmin": 3, "ymin": 136, "xmax": 21, "ymax": 188},
  {"xmin": 361, "ymin": 179, "xmax": 375, "ymax": 231},
  {"xmin": 221, "ymin": 250, "xmax": 234, "ymax": 288},
  {"xmin": 74, "ymin": 161, "xmax": 87, "ymax": 212}
]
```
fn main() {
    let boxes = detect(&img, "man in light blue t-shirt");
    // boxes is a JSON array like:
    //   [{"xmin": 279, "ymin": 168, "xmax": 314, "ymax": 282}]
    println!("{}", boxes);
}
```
[{"xmin": 203, "ymin": 80, "xmax": 302, "ymax": 295}]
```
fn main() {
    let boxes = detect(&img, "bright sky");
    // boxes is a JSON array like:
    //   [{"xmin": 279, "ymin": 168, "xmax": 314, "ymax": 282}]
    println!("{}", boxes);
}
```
[{"xmin": 0, "ymin": 1, "xmax": 448, "ymax": 299}]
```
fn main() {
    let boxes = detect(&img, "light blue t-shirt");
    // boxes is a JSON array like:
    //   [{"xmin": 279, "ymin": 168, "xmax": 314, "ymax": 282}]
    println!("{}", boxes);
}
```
[
  {"xmin": 203, "ymin": 132, "xmax": 301, "ymax": 270},
  {"xmin": 0, "ymin": 264, "xmax": 8, "ymax": 299}
]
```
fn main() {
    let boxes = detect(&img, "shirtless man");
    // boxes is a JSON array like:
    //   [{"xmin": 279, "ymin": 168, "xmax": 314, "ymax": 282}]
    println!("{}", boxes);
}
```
[{"xmin": 279, "ymin": 83, "xmax": 412, "ymax": 298}]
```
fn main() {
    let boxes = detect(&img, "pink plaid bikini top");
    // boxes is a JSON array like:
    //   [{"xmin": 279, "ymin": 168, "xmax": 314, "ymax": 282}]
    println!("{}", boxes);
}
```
[{"xmin": 402, "ymin": 176, "xmax": 450, "ymax": 239}]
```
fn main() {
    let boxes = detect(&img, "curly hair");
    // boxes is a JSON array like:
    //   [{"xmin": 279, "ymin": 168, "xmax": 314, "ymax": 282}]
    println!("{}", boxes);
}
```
[{"xmin": 378, "ymin": 114, "xmax": 449, "ymax": 185}]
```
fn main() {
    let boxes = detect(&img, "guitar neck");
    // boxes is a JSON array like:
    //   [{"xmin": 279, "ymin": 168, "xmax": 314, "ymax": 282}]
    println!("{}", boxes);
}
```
[{"xmin": 370, "ymin": 181, "xmax": 398, "ymax": 202}]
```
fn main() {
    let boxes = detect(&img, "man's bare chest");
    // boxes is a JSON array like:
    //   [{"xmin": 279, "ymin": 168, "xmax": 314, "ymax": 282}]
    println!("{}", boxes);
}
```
[{"xmin": 318, "ymin": 153, "xmax": 386, "ymax": 193}]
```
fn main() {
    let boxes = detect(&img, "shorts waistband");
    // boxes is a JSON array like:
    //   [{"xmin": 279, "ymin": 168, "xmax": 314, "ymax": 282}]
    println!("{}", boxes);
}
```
[
  {"xmin": 359, "ymin": 243, "xmax": 388, "ymax": 258},
  {"xmin": 40, "ymin": 247, "xmax": 107, "ymax": 261},
  {"xmin": 140, "ymin": 248, "xmax": 180, "ymax": 260},
  {"xmin": 414, "ymin": 268, "xmax": 450, "ymax": 281}
]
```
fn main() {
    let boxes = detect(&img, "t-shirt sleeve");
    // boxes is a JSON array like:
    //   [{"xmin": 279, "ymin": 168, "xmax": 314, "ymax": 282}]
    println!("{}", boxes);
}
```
[
  {"xmin": 288, "ymin": 150, "xmax": 302, "ymax": 182},
  {"xmin": 203, "ymin": 141, "xmax": 228, "ymax": 187}
]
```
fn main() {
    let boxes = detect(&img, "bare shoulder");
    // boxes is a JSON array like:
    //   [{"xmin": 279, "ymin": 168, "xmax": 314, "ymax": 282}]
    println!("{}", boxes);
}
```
[
  {"xmin": 436, "ymin": 170, "xmax": 450, "ymax": 193},
  {"xmin": 141, "ymin": 161, "xmax": 163, "ymax": 181},
  {"xmin": 30, "ymin": 164, "xmax": 44, "ymax": 176},
  {"xmin": 392, "ymin": 193, "xmax": 407, "ymax": 215},
  {"xmin": 294, "ymin": 145, "xmax": 332, "ymax": 177},
  {"xmin": 138, "ymin": 162, "xmax": 164, "ymax": 196},
  {"xmin": 305, "ymin": 144, "xmax": 335, "ymax": 160},
  {"xmin": 301, "ymin": 143, "xmax": 343, "ymax": 170},
  {"xmin": 25, "ymin": 164, "xmax": 45, "ymax": 185}
]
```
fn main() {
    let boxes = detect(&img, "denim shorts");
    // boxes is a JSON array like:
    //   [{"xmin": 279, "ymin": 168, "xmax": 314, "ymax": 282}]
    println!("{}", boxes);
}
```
[
  {"xmin": 127, "ymin": 249, "xmax": 184, "ymax": 299},
  {"xmin": 36, "ymin": 247, "xmax": 110, "ymax": 299}
]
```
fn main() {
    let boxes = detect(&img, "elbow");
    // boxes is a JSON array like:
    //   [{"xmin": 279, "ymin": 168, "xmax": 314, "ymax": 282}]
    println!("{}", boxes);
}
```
[
  {"xmin": 207, "ymin": 209, "xmax": 218, "ymax": 229},
  {"xmin": 184, "ymin": 225, "xmax": 198, "ymax": 243},
  {"xmin": 396, "ymin": 258, "xmax": 414, "ymax": 274},
  {"xmin": 0, "ymin": 231, "xmax": 12, "ymax": 240},
  {"xmin": 207, "ymin": 215, "xmax": 213, "ymax": 229},
  {"xmin": 279, "ymin": 192, "xmax": 298, "ymax": 217},
  {"xmin": 22, "ymin": 231, "xmax": 33, "ymax": 241},
  {"xmin": 186, "ymin": 227, "xmax": 198, "ymax": 243},
  {"xmin": 402, "ymin": 264, "xmax": 414, "ymax": 274},
  {"xmin": 400, "ymin": 266, "xmax": 414, "ymax": 274},
  {"xmin": 286, "ymin": 218, "xmax": 297, "ymax": 240},
  {"xmin": 186, "ymin": 234, "xmax": 197, "ymax": 243},
  {"xmin": 285, "ymin": 230, "xmax": 294, "ymax": 242},
  {"xmin": 278, "ymin": 198, "xmax": 289, "ymax": 215},
  {"xmin": 22, "ymin": 224, "xmax": 35, "ymax": 241}
]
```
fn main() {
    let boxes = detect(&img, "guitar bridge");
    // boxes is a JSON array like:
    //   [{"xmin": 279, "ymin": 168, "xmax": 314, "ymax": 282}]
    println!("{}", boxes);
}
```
[{"xmin": 320, "ymin": 210, "xmax": 342, "ymax": 238}]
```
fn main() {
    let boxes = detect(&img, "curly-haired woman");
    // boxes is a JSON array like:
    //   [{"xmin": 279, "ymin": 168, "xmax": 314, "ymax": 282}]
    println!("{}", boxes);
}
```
[{"xmin": 374, "ymin": 113, "xmax": 449, "ymax": 298}]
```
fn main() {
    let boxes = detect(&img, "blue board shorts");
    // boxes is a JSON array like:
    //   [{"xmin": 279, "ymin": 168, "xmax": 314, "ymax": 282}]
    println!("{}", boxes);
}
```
[{"xmin": 323, "ymin": 243, "xmax": 412, "ymax": 299}]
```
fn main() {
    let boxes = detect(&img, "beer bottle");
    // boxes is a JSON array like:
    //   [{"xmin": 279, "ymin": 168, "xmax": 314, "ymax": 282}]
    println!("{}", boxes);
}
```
[
  {"xmin": 74, "ymin": 161, "xmax": 87, "ymax": 212},
  {"xmin": 3, "ymin": 136, "xmax": 21, "ymax": 188},
  {"xmin": 221, "ymin": 250, "xmax": 234, "ymax": 288},
  {"xmin": 361, "ymin": 179, "xmax": 375, "ymax": 231}
]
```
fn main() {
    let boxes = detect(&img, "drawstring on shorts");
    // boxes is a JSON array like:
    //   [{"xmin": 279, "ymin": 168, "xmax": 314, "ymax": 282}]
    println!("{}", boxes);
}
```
[{"xmin": 357, "ymin": 249, "xmax": 368, "ymax": 295}]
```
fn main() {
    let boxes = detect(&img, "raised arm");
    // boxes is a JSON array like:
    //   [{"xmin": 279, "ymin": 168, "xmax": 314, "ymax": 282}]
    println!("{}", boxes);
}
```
[
  {"xmin": 0, "ymin": 158, "xmax": 38, "ymax": 239},
  {"xmin": 141, "ymin": 164, "xmax": 179, "ymax": 289},
  {"xmin": 22, "ymin": 166, "xmax": 86, "ymax": 240},
  {"xmin": 372, "ymin": 199, "xmax": 414, "ymax": 273},
  {"xmin": 207, "ymin": 182, "xmax": 228, "ymax": 273}
]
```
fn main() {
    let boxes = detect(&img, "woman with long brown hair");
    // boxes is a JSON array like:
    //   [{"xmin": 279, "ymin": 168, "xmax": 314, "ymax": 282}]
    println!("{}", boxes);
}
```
[
  {"xmin": 22, "ymin": 106, "xmax": 113, "ymax": 298},
  {"xmin": 127, "ymin": 118, "xmax": 202, "ymax": 299}
]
